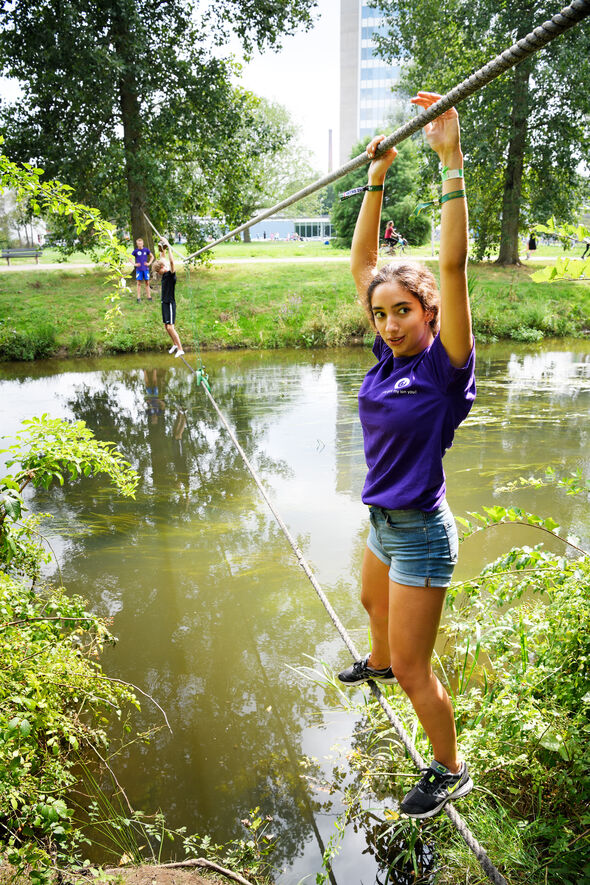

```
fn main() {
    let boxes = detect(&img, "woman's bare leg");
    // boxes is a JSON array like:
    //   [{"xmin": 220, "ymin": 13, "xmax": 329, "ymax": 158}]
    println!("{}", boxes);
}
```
[
  {"xmin": 388, "ymin": 581, "xmax": 458, "ymax": 771},
  {"xmin": 165, "ymin": 324, "xmax": 182, "ymax": 351},
  {"xmin": 360, "ymin": 546, "xmax": 391, "ymax": 670}
]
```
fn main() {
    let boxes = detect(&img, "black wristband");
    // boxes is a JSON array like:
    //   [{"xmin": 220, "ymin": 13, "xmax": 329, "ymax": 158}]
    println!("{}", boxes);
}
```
[{"xmin": 339, "ymin": 184, "xmax": 384, "ymax": 201}]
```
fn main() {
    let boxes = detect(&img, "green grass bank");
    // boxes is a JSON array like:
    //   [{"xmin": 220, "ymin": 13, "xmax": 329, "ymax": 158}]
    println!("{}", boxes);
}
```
[{"xmin": 0, "ymin": 255, "xmax": 589, "ymax": 361}]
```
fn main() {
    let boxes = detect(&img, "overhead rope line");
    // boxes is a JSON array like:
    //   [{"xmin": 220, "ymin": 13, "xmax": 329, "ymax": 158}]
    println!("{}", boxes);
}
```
[{"xmin": 181, "ymin": 0, "xmax": 590, "ymax": 261}]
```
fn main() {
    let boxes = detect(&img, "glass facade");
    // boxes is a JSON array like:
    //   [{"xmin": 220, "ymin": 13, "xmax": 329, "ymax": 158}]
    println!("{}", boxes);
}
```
[
  {"xmin": 358, "ymin": 4, "xmax": 400, "ymax": 140},
  {"xmin": 340, "ymin": 0, "xmax": 403, "ymax": 163},
  {"xmin": 294, "ymin": 220, "xmax": 335, "ymax": 239}
]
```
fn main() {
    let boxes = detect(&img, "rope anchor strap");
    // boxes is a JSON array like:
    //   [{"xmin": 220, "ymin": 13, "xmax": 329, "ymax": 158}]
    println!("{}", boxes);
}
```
[{"xmin": 195, "ymin": 369, "xmax": 210, "ymax": 391}]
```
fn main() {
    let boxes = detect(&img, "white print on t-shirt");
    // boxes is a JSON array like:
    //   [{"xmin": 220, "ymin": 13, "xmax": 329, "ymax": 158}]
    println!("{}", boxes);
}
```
[{"xmin": 383, "ymin": 377, "xmax": 418, "ymax": 395}]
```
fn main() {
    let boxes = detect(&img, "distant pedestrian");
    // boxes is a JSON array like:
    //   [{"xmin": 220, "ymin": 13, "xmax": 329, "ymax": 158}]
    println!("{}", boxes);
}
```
[
  {"xmin": 526, "ymin": 231, "xmax": 537, "ymax": 260},
  {"xmin": 581, "ymin": 238, "xmax": 590, "ymax": 260},
  {"xmin": 152, "ymin": 240, "xmax": 184, "ymax": 358},
  {"xmin": 132, "ymin": 237, "xmax": 154, "ymax": 302}
]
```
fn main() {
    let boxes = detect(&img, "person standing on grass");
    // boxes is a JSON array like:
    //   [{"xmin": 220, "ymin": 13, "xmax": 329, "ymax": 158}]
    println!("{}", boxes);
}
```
[
  {"xmin": 132, "ymin": 237, "xmax": 153, "ymax": 302},
  {"xmin": 152, "ymin": 240, "xmax": 184, "ymax": 358},
  {"xmin": 337, "ymin": 91, "xmax": 475, "ymax": 820},
  {"xmin": 526, "ymin": 231, "xmax": 537, "ymax": 260}
]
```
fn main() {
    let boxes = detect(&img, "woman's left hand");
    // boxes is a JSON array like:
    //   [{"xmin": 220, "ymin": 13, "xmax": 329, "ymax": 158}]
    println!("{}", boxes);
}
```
[{"xmin": 410, "ymin": 92, "xmax": 461, "ymax": 165}]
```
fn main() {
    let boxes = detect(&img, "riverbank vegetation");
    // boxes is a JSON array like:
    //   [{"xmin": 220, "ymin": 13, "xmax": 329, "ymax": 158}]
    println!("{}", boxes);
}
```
[
  {"xmin": 305, "ymin": 478, "xmax": 590, "ymax": 884},
  {"xmin": 0, "ymin": 259, "xmax": 589, "ymax": 362},
  {"xmin": 0, "ymin": 417, "xmax": 276, "ymax": 884}
]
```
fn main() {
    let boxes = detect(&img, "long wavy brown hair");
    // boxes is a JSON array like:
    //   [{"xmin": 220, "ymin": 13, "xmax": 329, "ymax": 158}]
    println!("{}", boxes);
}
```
[{"xmin": 365, "ymin": 263, "xmax": 440, "ymax": 333}]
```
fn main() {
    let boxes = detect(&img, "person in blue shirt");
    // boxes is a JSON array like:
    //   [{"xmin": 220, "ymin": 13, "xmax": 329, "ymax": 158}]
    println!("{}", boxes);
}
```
[
  {"xmin": 338, "ymin": 92, "xmax": 475, "ymax": 820},
  {"xmin": 131, "ymin": 237, "xmax": 154, "ymax": 302}
]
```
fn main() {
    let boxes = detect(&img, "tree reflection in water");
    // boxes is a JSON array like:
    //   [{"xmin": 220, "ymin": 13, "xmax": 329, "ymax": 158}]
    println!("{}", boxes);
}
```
[{"xmin": 42, "ymin": 359, "xmax": 345, "ymax": 877}]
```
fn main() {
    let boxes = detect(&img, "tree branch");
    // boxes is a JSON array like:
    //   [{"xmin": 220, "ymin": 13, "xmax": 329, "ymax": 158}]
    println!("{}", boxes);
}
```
[{"xmin": 105, "ymin": 858, "xmax": 255, "ymax": 885}]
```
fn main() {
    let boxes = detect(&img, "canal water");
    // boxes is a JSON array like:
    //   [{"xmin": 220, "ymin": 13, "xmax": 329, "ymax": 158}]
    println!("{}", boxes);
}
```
[{"xmin": 1, "ymin": 341, "xmax": 589, "ymax": 883}]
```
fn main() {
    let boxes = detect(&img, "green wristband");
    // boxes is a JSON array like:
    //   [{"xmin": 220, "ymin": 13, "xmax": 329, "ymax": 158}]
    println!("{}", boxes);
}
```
[{"xmin": 440, "ymin": 189, "xmax": 466, "ymax": 204}]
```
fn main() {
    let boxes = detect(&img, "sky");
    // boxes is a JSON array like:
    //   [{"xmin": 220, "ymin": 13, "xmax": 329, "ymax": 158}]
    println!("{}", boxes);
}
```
[
  {"xmin": 1, "ymin": 0, "xmax": 341, "ymax": 173},
  {"xmin": 227, "ymin": 0, "xmax": 341, "ymax": 173}
]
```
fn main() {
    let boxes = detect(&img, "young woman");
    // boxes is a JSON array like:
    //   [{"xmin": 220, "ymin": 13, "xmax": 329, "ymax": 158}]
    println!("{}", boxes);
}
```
[{"xmin": 337, "ymin": 92, "xmax": 476, "ymax": 819}]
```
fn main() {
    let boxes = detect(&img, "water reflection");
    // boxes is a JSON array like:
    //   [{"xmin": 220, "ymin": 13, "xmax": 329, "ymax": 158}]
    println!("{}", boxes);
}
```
[{"xmin": 0, "ymin": 339, "xmax": 589, "ymax": 883}]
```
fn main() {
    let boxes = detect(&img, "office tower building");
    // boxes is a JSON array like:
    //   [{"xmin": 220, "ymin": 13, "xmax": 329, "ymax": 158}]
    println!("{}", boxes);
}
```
[{"xmin": 340, "ymin": 0, "xmax": 402, "ymax": 164}]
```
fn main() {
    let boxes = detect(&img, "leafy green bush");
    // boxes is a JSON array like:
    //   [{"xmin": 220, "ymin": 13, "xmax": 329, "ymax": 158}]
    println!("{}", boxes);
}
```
[
  {"xmin": 0, "ymin": 575, "xmax": 138, "ymax": 881},
  {"xmin": 68, "ymin": 331, "xmax": 97, "ymax": 356},
  {"xmin": 313, "ymin": 490, "xmax": 590, "ymax": 884},
  {"xmin": 0, "ymin": 324, "xmax": 57, "ymax": 361},
  {"xmin": 0, "ymin": 416, "xmax": 142, "ymax": 880}
]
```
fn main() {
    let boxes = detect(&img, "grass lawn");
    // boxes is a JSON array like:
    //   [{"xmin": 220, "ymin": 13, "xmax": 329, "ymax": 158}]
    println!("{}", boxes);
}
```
[
  {"xmin": 0, "ymin": 258, "xmax": 588, "ymax": 361},
  {"xmin": 5, "ymin": 237, "xmax": 585, "ymax": 267}
]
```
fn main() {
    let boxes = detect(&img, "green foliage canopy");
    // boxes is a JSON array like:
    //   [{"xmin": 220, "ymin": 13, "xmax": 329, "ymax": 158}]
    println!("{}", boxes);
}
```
[
  {"xmin": 0, "ymin": 0, "xmax": 318, "ymax": 249},
  {"xmin": 373, "ymin": 0, "xmax": 590, "ymax": 262},
  {"xmin": 330, "ymin": 137, "xmax": 430, "ymax": 247}
]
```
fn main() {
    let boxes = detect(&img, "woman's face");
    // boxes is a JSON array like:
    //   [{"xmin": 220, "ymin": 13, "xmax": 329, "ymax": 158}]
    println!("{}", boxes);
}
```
[{"xmin": 370, "ymin": 281, "xmax": 433, "ymax": 357}]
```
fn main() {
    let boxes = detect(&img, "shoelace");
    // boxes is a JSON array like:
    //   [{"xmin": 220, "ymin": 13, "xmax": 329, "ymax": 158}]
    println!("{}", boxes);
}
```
[{"xmin": 416, "ymin": 767, "xmax": 454, "ymax": 794}]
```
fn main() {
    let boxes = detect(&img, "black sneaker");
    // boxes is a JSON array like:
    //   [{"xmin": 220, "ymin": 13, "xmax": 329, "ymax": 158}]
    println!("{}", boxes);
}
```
[
  {"xmin": 337, "ymin": 655, "xmax": 396, "ymax": 685},
  {"xmin": 400, "ymin": 760, "xmax": 473, "ymax": 819}
]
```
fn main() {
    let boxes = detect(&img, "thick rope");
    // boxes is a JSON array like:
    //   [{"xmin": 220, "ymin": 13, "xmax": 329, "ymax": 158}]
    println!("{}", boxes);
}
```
[
  {"xmin": 183, "ymin": 0, "xmax": 590, "ymax": 261},
  {"xmin": 175, "ymin": 353, "xmax": 508, "ymax": 885}
]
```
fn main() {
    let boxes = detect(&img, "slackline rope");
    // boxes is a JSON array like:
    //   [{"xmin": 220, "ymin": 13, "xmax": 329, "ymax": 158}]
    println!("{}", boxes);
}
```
[
  {"xmin": 136, "ymin": 8, "xmax": 590, "ymax": 881},
  {"xmin": 180, "ymin": 0, "xmax": 589, "ymax": 261},
  {"xmin": 171, "ymin": 353, "xmax": 508, "ymax": 885}
]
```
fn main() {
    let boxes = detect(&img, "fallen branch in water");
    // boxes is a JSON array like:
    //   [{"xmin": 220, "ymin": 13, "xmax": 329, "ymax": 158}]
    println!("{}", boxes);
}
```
[{"xmin": 105, "ymin": 858, "xmax": 255, "ymax": 885}]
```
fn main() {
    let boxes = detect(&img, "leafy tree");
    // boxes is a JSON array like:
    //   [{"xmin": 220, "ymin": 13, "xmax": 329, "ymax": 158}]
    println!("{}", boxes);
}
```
[
  {"xmin": 531, "ymin": 217, "xmax": 590, "ymax": 282},
  {"xmin": 331, "ymin": 137, "xmax": 430, "ymax": 246},
  {"xmin": 0, "ymin": 0, "xmax": 317, "ymax": 252},
  {"xmin": 211, "ymin": 97, "xmax": 322, "ymax": 242},
  {"xmin": 0, "ymin": 141, "xmax": 131, "ymax": 327},
  {"xmin": 373, "ymin": 0, "xmax": 590, "ymax": 263},
  {"xmin": 0, "ymin": 415, "xmax": 138, "ymax": 570}
]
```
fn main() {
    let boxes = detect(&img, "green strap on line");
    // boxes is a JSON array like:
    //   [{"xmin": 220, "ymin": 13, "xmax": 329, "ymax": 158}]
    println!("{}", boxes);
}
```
[
  {"xmin": 413, "ymin": 189, "xmax": 466, "ymax": 216},
  {"xmin": 195, "ymin": 368, "xmax": 211, "ymax": 392}
]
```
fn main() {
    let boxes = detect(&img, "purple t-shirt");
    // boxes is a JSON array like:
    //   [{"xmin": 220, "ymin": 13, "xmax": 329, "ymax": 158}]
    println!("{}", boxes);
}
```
[
  {"xmin": 132, "ymin": 247, "xmax": 151, "ymax": 269},
  {"xmin": 358, "ymin": 333, "xmax": 476, "ymax": 512}
]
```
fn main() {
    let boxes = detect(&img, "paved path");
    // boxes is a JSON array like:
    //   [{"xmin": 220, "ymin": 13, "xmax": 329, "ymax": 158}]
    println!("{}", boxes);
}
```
[{"xmin": 0, "ymin": 255, "xmax": 556, "ymax": 272}]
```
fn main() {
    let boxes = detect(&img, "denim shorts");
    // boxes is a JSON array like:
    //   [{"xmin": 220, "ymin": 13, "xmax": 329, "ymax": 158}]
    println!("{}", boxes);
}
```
[{"xmin": 367, "ymin": 499, "xmax": 459, "ymax": 588}]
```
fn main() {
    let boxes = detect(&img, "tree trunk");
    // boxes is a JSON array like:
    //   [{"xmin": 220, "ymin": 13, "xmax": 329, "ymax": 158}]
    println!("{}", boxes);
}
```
[
  {"xmin": 496, "ymin": 58, "xmax": 532, "ymax": 265},
  {"xmin": 243, "ymin": 227, "xmax": 251, "ymax": 243},
  {"xmin": 119, "ymin": 75, "xmax": 154, "ymax": 253},
  {"xmin": 111, "ymin": 12, "xmax": 154, "ymax": 254}
]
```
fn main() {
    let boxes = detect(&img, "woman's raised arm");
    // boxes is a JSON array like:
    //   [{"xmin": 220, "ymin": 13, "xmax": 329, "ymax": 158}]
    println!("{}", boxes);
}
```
[
  {"xmin": 350, "ymin": 136, "xmax": 397, "ymax": 300},
  {"xmin": 411, "ymin": 92, "xmax": 472, "ymax": 367}
]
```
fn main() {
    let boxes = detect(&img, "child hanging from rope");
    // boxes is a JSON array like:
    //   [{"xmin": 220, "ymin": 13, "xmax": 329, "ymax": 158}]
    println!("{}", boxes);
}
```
[
  {"xmin": 152, "ymin": 240, "xmax": 184, "ymax": 358},
  {"xmin": 337, "ymin": 91, "xmax": 475, "ymax": 819}
]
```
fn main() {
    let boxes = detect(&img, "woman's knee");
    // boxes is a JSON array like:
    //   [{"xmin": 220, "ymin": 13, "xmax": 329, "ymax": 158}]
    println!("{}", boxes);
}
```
[
  {"xmin": 360, "ymin": 586, "xmax": 388, "ymax": 619},
  {"xmin": 390, "ymin": 656, "xmax": 432, "ymax": 693}
]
